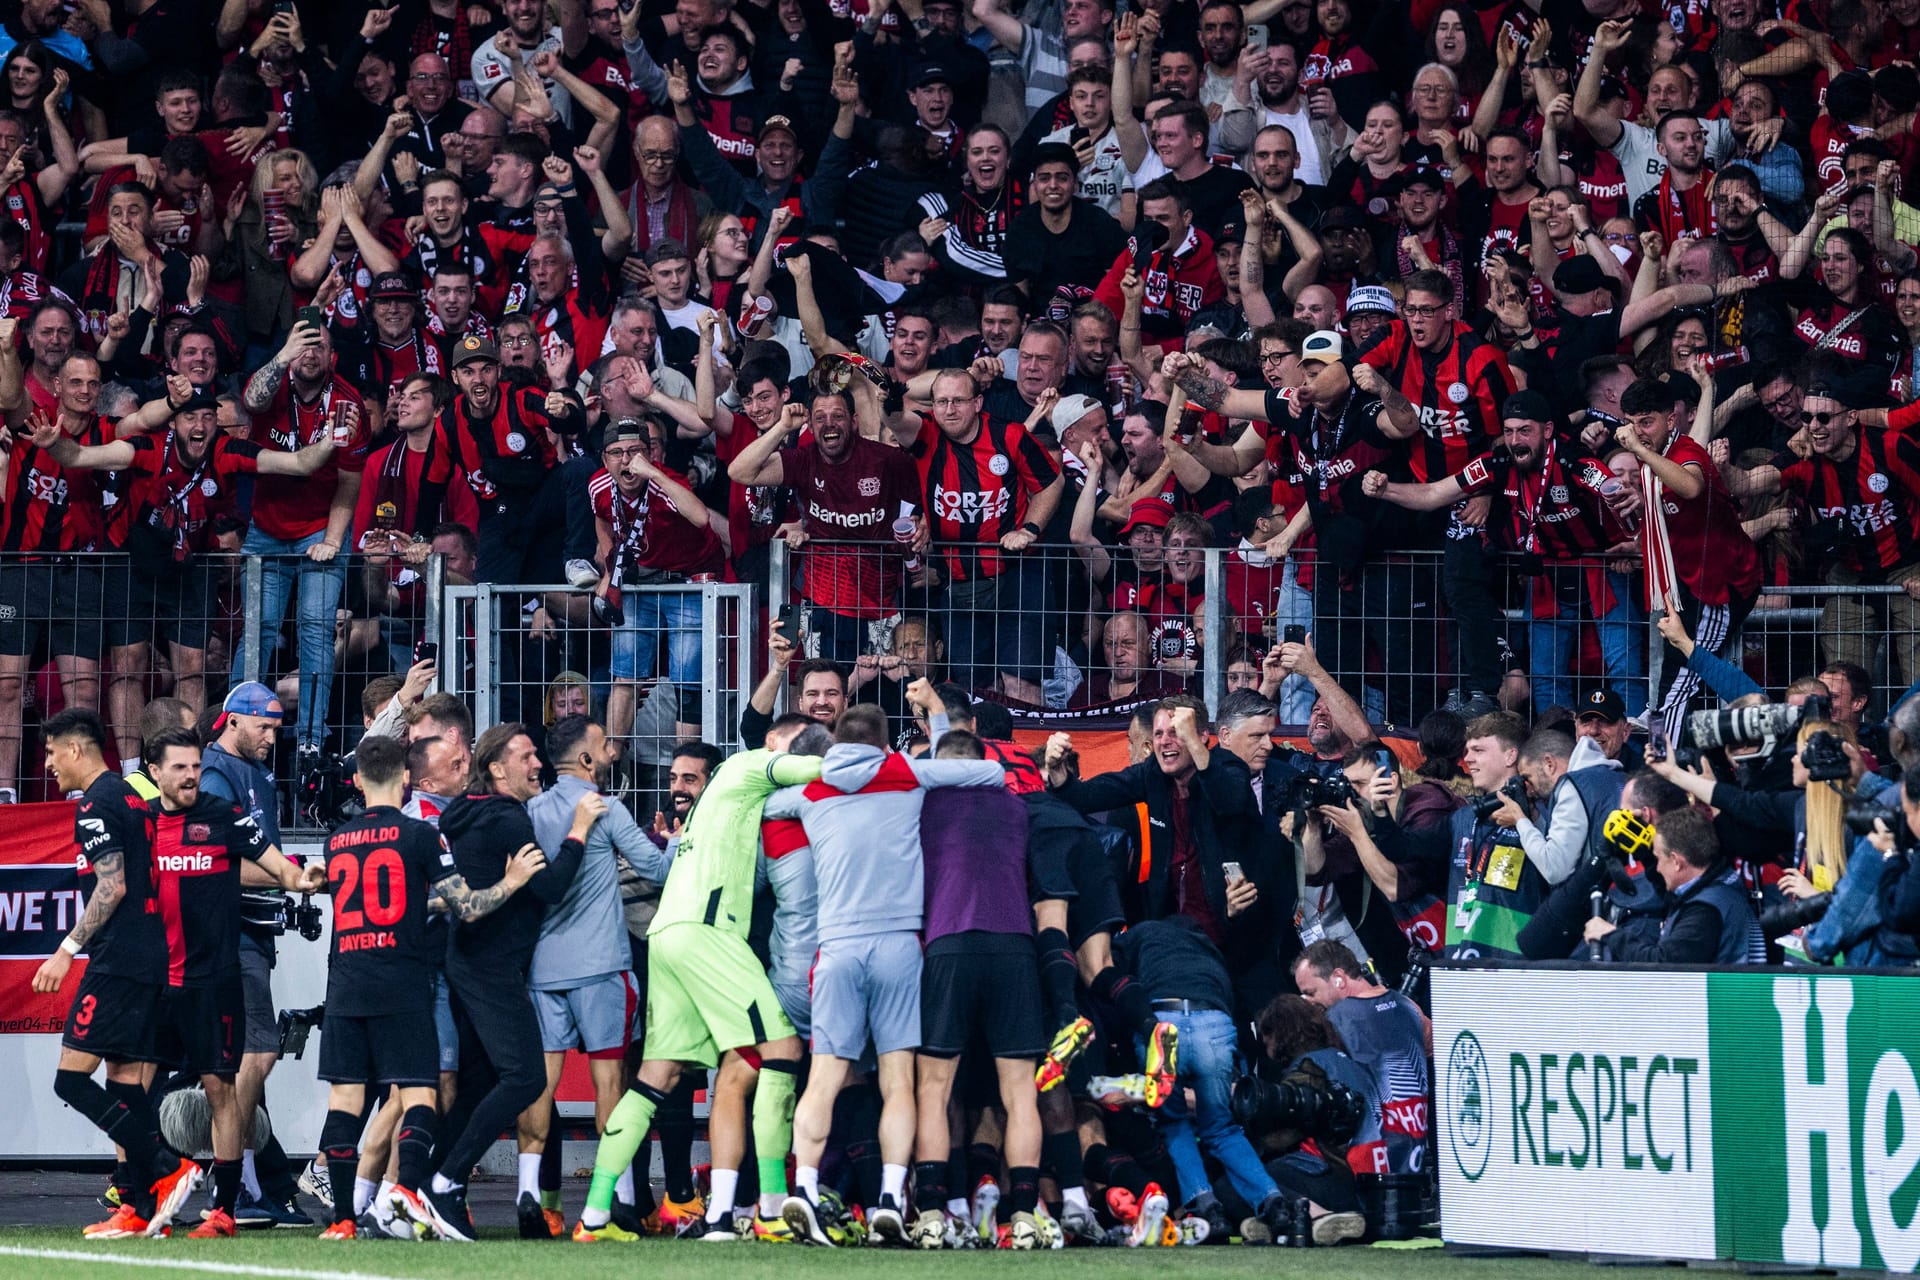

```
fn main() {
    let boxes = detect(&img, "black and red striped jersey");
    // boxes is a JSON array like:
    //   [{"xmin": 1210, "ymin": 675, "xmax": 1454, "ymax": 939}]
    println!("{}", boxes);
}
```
[
  {"xmin": 0, "ymin": 414, "xmax": 111, "ymax": 555},
  {"xmin": 1360, "ymin": 320, "xmax": 1516, "ymax": 484},
  {"xmin": 1, "ymin": 177, "xmax": 52, "ymax": 274},
  {"xmin": 469, "ymin": 200, "xmax": 536, "ymax": 316},
  {"xmin": 910, "ymin": 414, "xmax": 1059, "ymax": 582},
  {"xmin": 1453, "ymin": 440, "xmax": 1629, "ymax": 563},
  {"xmin": 73, "ymin": 771, "xmax": 164, "ymax": 982},
  {"xmin": 113, "ymin": 433, "xmax": 262, "ymax": 567},
  {"xmin": 323, "ymin": 806, "xmax": 457, "ymax": 1017},
  {"xmin": 150, "ymin": 795, "xmax": 273, "ymax": 988},
  {"xmin": 1777, "ymin": 426, "xmax": 1920, "ymax": 576},
  {"xmin": 442, "ymin": 383, "xmax": 563, "ymax": 502},
  {"xmin": 252, "ymin": 374, "xmax": 371, "ymax": 541}
]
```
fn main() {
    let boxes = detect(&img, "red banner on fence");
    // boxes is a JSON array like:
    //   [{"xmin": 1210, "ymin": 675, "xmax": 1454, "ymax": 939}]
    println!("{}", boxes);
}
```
[{"xmin": 0, "ymin": 800, "xmax": 82, "ymax": 1033}]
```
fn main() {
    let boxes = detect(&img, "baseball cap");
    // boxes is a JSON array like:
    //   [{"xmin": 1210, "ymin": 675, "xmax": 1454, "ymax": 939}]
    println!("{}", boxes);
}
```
[
  {"xmin": 1050, "ymin": 393, "xmax": 1103, "ymax": 434},
  {"xmin": 1553, "ymin": 255, "xmax": 1620, "ymax": 298},
  {"xmin": 604, "ymin": 417, "xmax": 648, "ymax": 445},
  {"xmin": 223, "ymin": 681, "xmax": 284, "ymax": 722},
  {"xmin": 176, "ymin": 388, "xmax": 220, "ymax": 413},
  {"xmin": 451, "ymin": 334, "xmax": 499, "ymax": 368},
  {"xmin": 1394, "ymin": 166, "xmax": 1446, "ymax": 195},
  {"xmin": 1501, "ymin": 389, "xmax": 1556, "ymax": 423},
  {"xmin": 1119, "ymin": 499, "xmax": 1173, "ymax": 536},
  {"xmin": 1319, "ymin": 205, "xmax": 1371, "ymax": 231},
  {"xmin": 911, "ymin": 63, "xmax": 952, "ymax": 89},
  {"xmin": 1300, "ymin": 330, "xmax": 1344, "ymax": 366},
  {"xmin": 369, "ymin": 272, "xmax": 415, "ymax": 301},
  {"xmin": 1577, "ymin": 689, "xmax": 1625, "ymax": 724},
  {"xmin": 759, "ymin": 114, "xmax": 799, "ymax": 142},
  {"xmin": 1345, "ymin": 284, "xmax": 1396, "ymax": 317}
]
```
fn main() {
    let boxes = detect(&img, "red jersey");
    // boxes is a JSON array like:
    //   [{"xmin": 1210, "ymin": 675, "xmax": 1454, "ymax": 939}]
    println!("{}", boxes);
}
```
[
  {"xmin": 1140, "ymin": 225, "xmax": 1226, "ymax": 348},
  {"xmin": 85, "ymin": 168, "xmax": 206, "ymax": 250},
  {"xmin": 353, "ymin": 434, "xmax": 480, "ymax": 543},
  {"xmin": 443, "ymin": 383, "xmax": 564, "ymax": 502},
  {"xmin": 114, "ymin": 432, "xmax": 262, "ymax": 565},
  {"xmin": 911, "ymin": 415, "xmax": 1059, "ymax": 582},
  {"xmin": 1777, "ymin": 426, "xmax": 1920, "ymax": 576},
  {"xmin": 1, "ymin": 414, "xmax": 111, "ymax": 554},
  {"xmin": 1810, "ymin": 115, "xmax": 1870, "ymax": 194},
  {"xmin": 589, "ymin": 466, "xmax": 723, "ymax": 578},
  {"xmin": 1654, "ymin": 433, "xmax": 1760, "ymax": 605},
  {"xmin": 252, "ymin": 375, "xmax": 371, "ymax": 541},
  {"xmin": 778, "ymin": 434, "xmax": 921, "ymax": 620},
  {"xmin": 1360, "ymin": 320, "xmax": 1515, "ymax": 484},
  {"xmin": 1455, "ymin": 441, "xmax": 1632, "ymax": 618},
  {"xmin": 150, "ymin": 795, "xmax": 273, "ymax": 988},
  {"xmin": 715, "ymin": 413, "xmax": 791, "ymax": 557},
  {"xmin": 0, "ymin": 178, "xmax": 52, "ymax": 273}
]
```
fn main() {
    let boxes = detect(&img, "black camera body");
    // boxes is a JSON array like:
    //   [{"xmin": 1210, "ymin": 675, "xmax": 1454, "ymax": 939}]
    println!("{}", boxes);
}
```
[
  {"xmin": 1759, "ymin": 892, "xmax": 1832, "ymax": 936},
  {"xmin": 1231, "ymin": 1074, "xmax": 1366, "ymax": 1144},
  {"xmin": 287, "ymin": 893, "xmax": 325, "ymax": 943},
  {"xmin": 1800, "ymin": 729, "xmax": 1852, "ymax": 783},
  {"xmin": 1685, "ymin": 693, "xmax": 1829, "ymax": 753},
  {"xmin": 1471, "ymin": 776, "xmax": 1530, "ymax": 822},
  {"xmin": 276, "ymin": 1004, "xmax": 324, "ymax": 1059}
]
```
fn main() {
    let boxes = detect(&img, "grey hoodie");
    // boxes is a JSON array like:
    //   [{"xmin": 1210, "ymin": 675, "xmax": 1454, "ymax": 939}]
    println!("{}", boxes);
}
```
[{"xmin": 765, "ymin": 743, "xmax": 1004, "ymax": 943}]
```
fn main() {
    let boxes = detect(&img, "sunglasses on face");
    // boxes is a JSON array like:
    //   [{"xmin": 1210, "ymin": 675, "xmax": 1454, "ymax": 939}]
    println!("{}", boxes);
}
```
[{"xmin": 1800, "ymin": 410, "xmax": 1842, "ymax": 425}]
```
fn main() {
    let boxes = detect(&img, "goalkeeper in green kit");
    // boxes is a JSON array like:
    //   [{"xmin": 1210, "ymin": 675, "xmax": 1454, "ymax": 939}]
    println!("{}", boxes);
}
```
[{"xmin": 573, "ymin": 742, "xmax": 824, "ymax": 1243}]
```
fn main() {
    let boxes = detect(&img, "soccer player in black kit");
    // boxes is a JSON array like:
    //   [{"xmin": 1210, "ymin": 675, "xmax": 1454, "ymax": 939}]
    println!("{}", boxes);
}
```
[
  {"xmin": 142, "ymin": 727, "xmax": 326, "ymax": 1239},
  {"xmin": 314, "ymin": 735, "xmax": 549, "ymax": 1240},
  {"xmin": 32, "ymin": 709, "xmax": 203, "ymax": 1240}
]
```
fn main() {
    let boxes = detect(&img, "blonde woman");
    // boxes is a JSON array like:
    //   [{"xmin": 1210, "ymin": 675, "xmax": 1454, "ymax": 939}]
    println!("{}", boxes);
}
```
[{"xmin": 213, "ymin": 148, "xmax": 321, "ymax": 351}]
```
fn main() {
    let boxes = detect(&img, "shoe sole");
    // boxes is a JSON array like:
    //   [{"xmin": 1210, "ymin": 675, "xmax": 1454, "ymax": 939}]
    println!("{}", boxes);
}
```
[
  {"xmin": 146, "ymin": 1164, "xmax": 204, "ymax": 1239},
  {"xmin": 870, "ymin": 1210, "xmax": 906, "ymax": 1246},
  {"xmin": 425, "ymin": 1200, "xmax": 474, "ymax": 1244},
  {"xmin": 1312, "ymin": 1212, "xmax": 1366, "ymax": 1246},
  {"xmin": 518, "ymin": 1198, "xmax": 553, "ymax": 1241},
  {"xmin": 971, "ymin": 1183, "xmax": 999, "ymax": 1242},
  {"xmin": 298, "ymin": 1170, "xmax": 334, "ymax": 1213},
  {"xmin": 1038, "ymin": 1018, "xmax": 1094, "ymax": 1091},
  {"xmin": 1128, "ymin": 1195, "xmax": 1169, "ymax": 1248},
  {"xmin": 1144, "ymin": 1024, "xmax": 1179, "ymax": 1108},
  {"xmin": 390, "ymin": 1191, "xmax": 440, "ymax": 1242},
  {"xmin": 780, "ymin": 1198, "xmax": 831, "ymax": 1246}
]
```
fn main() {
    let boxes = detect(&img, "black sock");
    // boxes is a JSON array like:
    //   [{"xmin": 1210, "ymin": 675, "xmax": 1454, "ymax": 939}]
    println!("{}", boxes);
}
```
[
  {"xmin": 946, "ymin": 1147, "xmax": 966, "ymax": 1201},
  {"xmin": 1085, "ymin": 1143, "xmax": 1150, "ymax": 1197},
  {"xmin": 55, "ymin": 1070, "xmax": 164, "ymax": 1211},
  {"xmin": 212, "ymin": 1158, "xmax": 242, "ymax": 1214},
  {"xmin": 966, "ymin": 1142, "xmax": 1001, "ymax": 1192},
  {"xmin": 834, "ymin": 1083, "xmax": 882, "ymax": 1209},
  {"xmin": 540, "ymin": 1103, "xmax": 562, "ymax": 1193},
  {"xmin": 658, "ymin": 1075, "xmax": 698, "ymax": 1201},
  {"xmin": 1091, "ymin": 969, "xmax": 1158, "ymax": 1039},
  {"xmin": 255, "ymin": 1129, "xmax": 301, "ymax": 1203},
  {"xmin": 104, "ymin": 1078, "xmax": 174, "ymax": 1183},
  {"xmin": 113, "ymin": 1160, "xmax": 132, "ymax": 1199},
  {"xmin": 1035, "ymin": 928, "xmax": 1081, "ymax": 1029},
  {"xmin": 914, "ymin": 1161, "xmax": 949, "ymax": 1215},
  {"xmin": 1008, "ymin": 1166, "xmax": 1040, "ymax": 1216},
  {"xmin": 1040, "ymin": 1130, "xmax": 1085, "ymax": 1194},
  {"xmin": 395, "ymin": 1106, "xmax": 438, "ymax": 1194},
  {"xmin": 319, "ymin": 1110, "xmax": 360, "ymax": 1226},
  {"xmin": 736, "ymin": 1127, "xmax": 759, "ymax": 1210}
]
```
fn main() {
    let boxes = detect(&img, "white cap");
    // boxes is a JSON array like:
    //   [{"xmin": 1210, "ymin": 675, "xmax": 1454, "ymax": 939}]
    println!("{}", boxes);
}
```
[
  {"xmin": 1050, "ymin": 392, "xmax": 1105, "ymax": 433},
  {"xmin": 1300, "ymin": 330, "xmax": 1345, "ymax": 365},
  {"xmin": 1345, "ymin": 284, "xmax": 1397, "ymax": 317}
]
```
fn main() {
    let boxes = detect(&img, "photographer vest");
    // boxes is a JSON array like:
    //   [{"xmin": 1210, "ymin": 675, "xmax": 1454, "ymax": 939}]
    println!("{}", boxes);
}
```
[
  {"xmin": 1445, "ymin": 805, "xmax": 1551, "ymax": 961},
  {"xmin": 1679, "ymin": 869, "xmax": 1768, "ymax": 965},
  {"xmin": 1538, "ymin": 765, "xmax": 1627, "ymax": 864}
]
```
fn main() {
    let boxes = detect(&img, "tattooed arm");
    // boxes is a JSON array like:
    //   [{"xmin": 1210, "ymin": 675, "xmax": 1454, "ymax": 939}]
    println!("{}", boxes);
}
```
[
  {"xmin": 244, "ymin": 322, "xmax": 325, "ymax": 414},
  {"xmin": 1162, "ymin": 351, "xmax": 1273, "ymax": 423},
  {"xmin": 428, "ymin": 844, "xmax": 547, "ymax": 921},
  {"xmin": 31, "ymin": 849, "xmax": 122, "ymax": 993}
]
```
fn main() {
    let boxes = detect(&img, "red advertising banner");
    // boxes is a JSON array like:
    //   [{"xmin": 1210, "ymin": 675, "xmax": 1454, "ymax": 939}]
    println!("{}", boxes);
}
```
[{"xmin": 0, "ymin": 800, "xmax": 81, "ymax": 1033}]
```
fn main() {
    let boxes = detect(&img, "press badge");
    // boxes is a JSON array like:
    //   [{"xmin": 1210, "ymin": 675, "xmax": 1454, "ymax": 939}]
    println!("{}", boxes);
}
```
[
  {"xmin": 1485, "ymin": 843, "xmax": 1524, "ymax": 892},
  {"xmin": 1453, "ymin": 881, "xmax": 1479, "ymax": 930}
]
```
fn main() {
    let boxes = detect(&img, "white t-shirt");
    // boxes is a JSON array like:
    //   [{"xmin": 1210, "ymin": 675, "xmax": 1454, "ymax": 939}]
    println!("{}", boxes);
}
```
[
  {"xmin": 1041, "ymin": 123, "xmax": 1129, "ymax": 217},
  {"xmin": 1607, "ymin": 116, "xmax": 1735, "ymax": 206},
  {"xmin": 472, "ymin": 27, "xmax": 574, "ymax": 128},
  {"xmin": 1261, "ymin": 104, "xmax": 1325, "ymax": 187}
]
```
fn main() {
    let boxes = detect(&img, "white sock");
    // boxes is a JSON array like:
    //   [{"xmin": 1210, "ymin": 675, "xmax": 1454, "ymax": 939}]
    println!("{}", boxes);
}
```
[
  {"xmin": 517, "ymin": 1152, "xmax": 542, "ymax": 1199},
  {"xmin": 241, "ymin": 1151, "xmax": 262, "ymax": 1200},
  {"xmin": 708, "ymin": 1170, "xmax": 739, "ymax": 1221},
  {"xmin": 614, "ymin": 1167, "xmax": 635, "ymax": 1206},
  {"xmin": 947, "ymin": 1197, "xmax": 970, "ymax": 1222},
  {"xmin": 759, "ymin": 1191, "xmax": 784, "ymax": 1218},
  {"xmin": 354, "ymin": 1177, "xmax": 378, "ymax": 1216},
  {"xmin": 881, "ymin": 1164, "xmax": 907, "ymax": 1206},
  {"xmin": 375, "ymin": 1179, "xmax": 395, "ymax": 1220},
  {"xmin": 796, "ymin": 1166, "xmax": 820, "ymax": 1200},
  {"xmin": 120, "ymin": 756, "xmax": 141, "ymax": 777},
  {"xmin": 1063, "ymin": 1185, "xmax": 1091, "ymax": 1211},
  {"xmin": 431, "ymin": 1172, "xmax": 459, "ymax": 1195}
]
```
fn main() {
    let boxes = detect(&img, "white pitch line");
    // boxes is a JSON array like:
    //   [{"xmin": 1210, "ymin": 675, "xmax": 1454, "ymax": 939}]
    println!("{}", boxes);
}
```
[{"xmin": 0, "ymin": 1244, "xmax": 418, "ymax": 1280}]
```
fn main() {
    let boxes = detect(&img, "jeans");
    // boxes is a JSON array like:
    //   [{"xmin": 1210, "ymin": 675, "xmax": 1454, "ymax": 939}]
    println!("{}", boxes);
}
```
[
  {"xmin": 610, "ymin": 589, "xmax": 703, "ymax": 688},
  {"xmin": 231, "ymin": 528, "xmax": 348, "ymax": 748},
  {"xmin": 1273, "ymin": 560, "xmax": 1315, "ymax": 726},
  {"xmin": 1527, "ymin": 569, "xmax": 1645, "ymax": 717},
  {"xmin": 1139, "ymin": 1008, "xmax": 1278, "ymax": 1208},
  {"xmin": 1313, "ymin": 559, "xmax": 1436, "ymax": 729}
]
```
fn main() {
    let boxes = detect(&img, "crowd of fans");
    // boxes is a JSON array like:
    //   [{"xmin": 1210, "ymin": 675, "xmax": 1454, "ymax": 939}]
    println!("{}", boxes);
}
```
[{"xmin": 16, "ymin": 0, "xmax": 1920, "ymax": 1257}]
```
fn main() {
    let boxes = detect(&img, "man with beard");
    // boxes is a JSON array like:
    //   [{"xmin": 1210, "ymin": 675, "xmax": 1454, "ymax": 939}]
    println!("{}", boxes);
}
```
[
  {"xmin": 341, "ymin": 273, "xmax": 444, "ymax": 400},
  {"xmin": 471, "ymin": 0, "xmax": 585, "ymax": 129},
  {"xmin": 1003, "ymin": 145, "xmax": 1130, "ymax": 311},
  {"xmin": 918, "ymin": 125, "xmax": 1026, "ymax": 285},
  {"xmin": 439, "ymin": 333, "xmax": 581, "ymax": 582},
  {"xmin": 1455, "ymin": 130, "xmax": 1542, "ymax": 293},
  {"xmin": 1363, "ymin": 391, "xmax": 1645, "ymax": 716},
  {"xmin": 450, "ymin": 108, "xmax": 509, "ymax": 196},
  {"xmin": 234, "ymin": 319, "xmax": 370, "ymax": 762},
  {"xmin": 1245, "ymin": 41, "xmax": 1324, "ymax": 187},
  {"xmin": 1245, "ymin": 124, "xmax": 1325, "ymax": 238},
  {"xmin": 518, "ymin": 715, "xmax": 665, "ymax": 1238},
  {"xmin": 669, "ymin": 55, "xmax": 856, "ymax": 234},
  {"xmin": 407, "ymin": 172, "xmax": 503, "ymax": 318},
  {"xmin": 19, "ymin": 297, "xmax": 76, "ymax": 411},
  {"xmin": 1630, "ymin": 114, "xmax": 1715, "ymax": 246},
  {"xmin": 30, "ymin": 392, "xmax": 333, "ymax": 765},
  {"xmin": 1710, "ymin": 163, "xmax": 1786, "ymax": 286},
  {"xmin": 1069, "ymin": 610, "xmax": 1186, "ymax": 711},
  {"xmin": 728, "ymin": 396, "xmax": 922, "ymax": 663},
  {"xmin": 1573, "ymin": 19, "xmax": 1743, "ymax": 206}
]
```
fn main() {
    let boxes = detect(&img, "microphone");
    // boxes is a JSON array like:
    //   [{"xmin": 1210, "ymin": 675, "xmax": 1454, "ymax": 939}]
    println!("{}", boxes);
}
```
[{"xmin": 1588, "ymin": 889, "xmax": 1605, "ymax": 963}]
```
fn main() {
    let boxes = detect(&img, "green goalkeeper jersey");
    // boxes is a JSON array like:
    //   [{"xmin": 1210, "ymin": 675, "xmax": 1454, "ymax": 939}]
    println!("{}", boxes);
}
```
[{"xmin": 650, "ymin": 748, "xmax": 823, "ymax": 939}]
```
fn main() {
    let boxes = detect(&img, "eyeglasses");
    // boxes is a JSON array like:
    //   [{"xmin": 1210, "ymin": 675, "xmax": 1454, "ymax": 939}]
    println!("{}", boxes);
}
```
[
  {"xmin": 639, "ymin": 149, "xmax": 676, "ymax": 164},
  {"xmin": 409, "ymin": 72, "xmax": 450, "ymax": 82},
  {"xmin": 533, "ymin": 200, "xmax": 564, "ymax": 214},
  {"xmin": 1412, "ymin": 84, "xmax": 1450, "ymax": 96},
  {"xmin": 1402, "ymin": 302, "xmax": 1447, "ymax": 318},
  {"xmin": 1260, "ymin": 349, "xmax": 1293, "ymax": 364},
  {"xmin": 1800, "ymin": 410, "xmax": 1841, "ymax": 425},
  {"xmin": 931, "ymin": 397, "xmax": 975, "ymax": 409},
  {"xmin": 603, "ymin": 446, "xmax": 643, "ymax": 461},
  {"xmin": 499, "ymin": 333, "xmax": 534, "ymax": 348}
]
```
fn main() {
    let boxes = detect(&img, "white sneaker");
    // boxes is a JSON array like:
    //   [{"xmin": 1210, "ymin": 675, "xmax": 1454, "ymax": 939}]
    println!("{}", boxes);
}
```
[{"xmin": 565, "ymin": 559, "xmax": 601, "ymax": 589}]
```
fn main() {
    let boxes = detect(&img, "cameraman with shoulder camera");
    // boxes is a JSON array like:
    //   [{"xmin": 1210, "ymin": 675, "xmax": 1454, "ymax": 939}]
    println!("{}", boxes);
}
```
[
  {"xmin": 1582, "ymin": 807, "xmax": 1766, "ymax": 964},
  {"xmin": 1490, "ymin": 729, "xmax": 1624, "ymax": 894}
]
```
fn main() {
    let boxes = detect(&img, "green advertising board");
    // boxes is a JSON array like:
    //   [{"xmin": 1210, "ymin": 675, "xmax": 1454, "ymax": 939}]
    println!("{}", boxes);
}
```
[{"xmin": 1434, "ymin": 966, "xmax": 1920, "ymax": 1271}]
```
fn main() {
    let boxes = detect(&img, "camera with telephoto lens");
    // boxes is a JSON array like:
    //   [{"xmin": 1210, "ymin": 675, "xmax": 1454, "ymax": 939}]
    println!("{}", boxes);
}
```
[
  {"xmin": 1230, "ymin": 1074, "xmax": 1366, "ymax": 1143},
  {"xmin": 1684, "ymin": 694, "xmax": 1829, "ymax": 752},
  {"xmin": 1799, "ymin": 729, "xmax": 1852, "ymax": 783},
  {"xmin": 298, "ymin": 748, "xmax": 364, "ymax": 827},
  {"xmin": 1759, "ymin": 893, "xmax": 1832, "ymax": 936},
  {"xmin": 1471, "ymin": 776, "xmax": 1530, "ymax": 821},
  {"xmin": 1845, "ymin": 798, "xmax": 1919, "ymax": 850},
  {"xmin": 1283, "ymin": 764, "xmax": 1356, "ymax": 812},
  {"xmin": 286, "ymin": 893, "xmax": 325, "ymax": 942}
]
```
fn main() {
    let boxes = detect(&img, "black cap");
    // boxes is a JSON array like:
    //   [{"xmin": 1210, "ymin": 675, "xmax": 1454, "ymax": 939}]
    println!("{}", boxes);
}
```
[
  {"xmin": 176, "ymin": 388, "xmax": 220, "ymax": 414},
  {"xmin": 1394, "ymin": 166, "xmax": 1446, "ymax": 194},
  {"xmin": 369, "ymin": 271, "xmax": 415, "ymax": 301},
  {"xmin": 603, "ymin": 417, "xmax": 649, "ymax": 445},
  {"xmin": 1553, "ymin": 255, "xmax": 1619, "ymax": 297},
  {"xmin": 1501, "ymin": 389, "xmax": 1556, "ymax": 423},
  {"xmin": 1578, "ymin": 688, "xmax": 1625, "ymax": 724},
  {"xmin": 911, "ymin": 62, "xmax": 952, "ymax": 89}
]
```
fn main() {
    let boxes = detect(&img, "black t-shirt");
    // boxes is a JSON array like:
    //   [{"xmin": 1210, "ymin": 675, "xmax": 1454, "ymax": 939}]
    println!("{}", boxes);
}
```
[
  {"xmin": 150, "ymin": 794, "xmax": 273, "ymax": 987},
  {"xmin": 1114, "ymin": 914, "xmax": 1235, "ymax": 1010},
  {"xmin": 322, "ymin": 806, "xmax": 458, "ymax": 1016},
  {"xmin": 74, "ymin": 771, "xmax": 162, "ymax": 980},
  {"xmin": 1177, "ymin": 164, "xmax": 1257, "ymax": 240}
]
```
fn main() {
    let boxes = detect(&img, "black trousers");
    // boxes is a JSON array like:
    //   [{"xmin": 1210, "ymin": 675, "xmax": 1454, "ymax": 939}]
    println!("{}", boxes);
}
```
[{"xmin": 436, "ymin": 960, "xmax": 546, "ymax": 1184}]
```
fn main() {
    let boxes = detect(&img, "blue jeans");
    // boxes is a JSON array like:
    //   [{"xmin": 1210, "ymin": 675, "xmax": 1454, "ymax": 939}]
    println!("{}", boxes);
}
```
[
  {"xmin": 610, "ymin": 589, "xmax": 702, "ymax": 687},
  {"xmin": 1140, "ymin": 1008, "xmax": 1278, "ymax": 1208},
  {"xmin": 1273, "ymin": 561, "xmax": 1315, "ymax": 726},
  {"xmin": 231, "ymin": 528, "xmax": 348, "ymax": 748},
  {"xmin": 1527, "ymin": 569, "xmax": 1645, "ymax": 717}
]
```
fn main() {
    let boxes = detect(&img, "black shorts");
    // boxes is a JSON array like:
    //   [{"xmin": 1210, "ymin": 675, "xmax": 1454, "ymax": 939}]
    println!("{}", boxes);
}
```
[
  {"xmin": 919, "ymin": 935, "xmax": 1045, "ymax": 1060},
  {"xmin": 1066, "ymin": 833, "xmax": 1127, "ymax": 947},
  {"xmin": 318, "ymin": 1009, "xmax": 440, "ymax": 1088},
  {"xmin": 60, "ymin": 969, "xmax": 164, "ymax": 1062},
  {"xmin": 1027, "ymin": 838, "xmax": 1078, "ymax": 906},
  {"xmin": 0, "ymin": 560, "xmax": 103, "ymax": 658},
  {"xmin": 239, "ymin": 934, "xmax": 280, "ymax": 1055},
  {"xmin": 103, "ymin": 559, "xmax": 218, "ymax": 651},
  {"xmin": 154, "ymin": 982, "xmax": 245, "ymax": 1078}
]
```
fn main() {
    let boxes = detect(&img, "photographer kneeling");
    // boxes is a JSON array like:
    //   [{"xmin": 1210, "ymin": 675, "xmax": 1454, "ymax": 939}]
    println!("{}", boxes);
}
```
[
  {"xmin": 1237, "ymin": 995, "xmax": 1382, "ymax": 1246},
  {"xmin": 1582, "ymin": 807, "xmax": 1765, "ymax": 963}
]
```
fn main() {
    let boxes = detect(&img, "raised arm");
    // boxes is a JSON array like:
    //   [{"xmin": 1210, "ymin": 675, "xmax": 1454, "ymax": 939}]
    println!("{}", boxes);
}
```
[
  {"xmin": 1571, "ymin": 20, "xmax": 1630, "ymax": 149},
  {"xmin": 1361, "ymin": 466, "xmax": 1468, "ymax": 511},
  {"xmin": 729, "ymin": 401, "xmax": 804, "ymax": 486}
]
